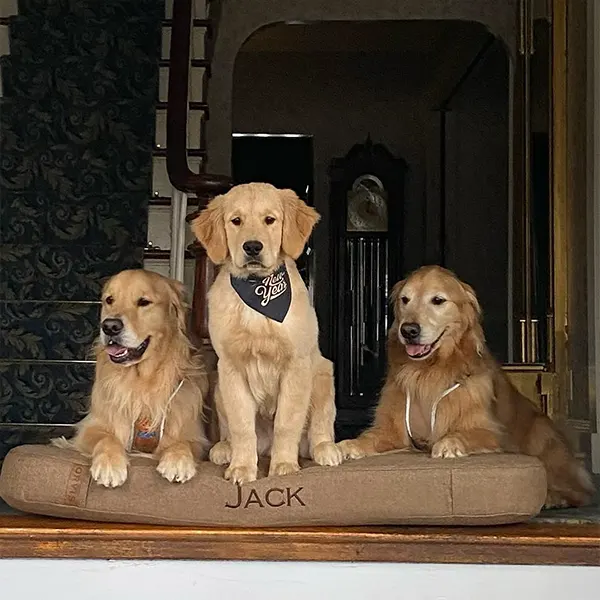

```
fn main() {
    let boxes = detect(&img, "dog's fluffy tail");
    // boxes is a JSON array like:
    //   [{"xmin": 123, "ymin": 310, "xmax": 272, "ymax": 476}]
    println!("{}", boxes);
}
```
[{"xmin": 524, "ymin": 414, "xmax": 595, "ymax": 508}]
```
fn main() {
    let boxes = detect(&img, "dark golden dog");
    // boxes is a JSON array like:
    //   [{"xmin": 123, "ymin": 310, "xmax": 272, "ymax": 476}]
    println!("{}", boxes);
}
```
[{"xmin": 339, "ymin": 265, "xmax": 594, "ymax": 508}]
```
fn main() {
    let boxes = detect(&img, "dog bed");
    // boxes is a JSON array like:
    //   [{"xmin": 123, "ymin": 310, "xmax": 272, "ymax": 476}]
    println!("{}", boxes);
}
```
[{"xmin": 0, "ymin": 444, "xmax": 546, "ymax": 526}]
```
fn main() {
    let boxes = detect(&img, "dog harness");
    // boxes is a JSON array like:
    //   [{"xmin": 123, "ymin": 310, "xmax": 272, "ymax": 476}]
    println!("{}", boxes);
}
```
[
  {"xmin": 230, "ymin": 263, "xmax": 292, "ymax": 323},
  {"xmin": 129, "ymin": 379, "xmax": 184, "ymax": 454},
  {"xmin": 404, "ymin": 382, "xmax": 461, "ymax": 445}
]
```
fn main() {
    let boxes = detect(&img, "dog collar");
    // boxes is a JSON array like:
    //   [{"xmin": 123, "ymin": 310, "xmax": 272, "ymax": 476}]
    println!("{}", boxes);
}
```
[
  {"xmin": 129, "ymin": 379, "xmax": 184, "ymax": 454},
  {"xmin": 230, "ymin": 263, "xmax": 292, "ymax": 323},
  {"xmin": 404, "ymin": 382, "xmax": 461, "ymax": 447}
]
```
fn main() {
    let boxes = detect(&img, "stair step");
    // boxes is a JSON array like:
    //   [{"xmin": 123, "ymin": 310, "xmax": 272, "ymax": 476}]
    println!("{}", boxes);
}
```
[
  {"xmin": 0, "ymin": 301, "xmax": 99, "ymax": 361},
  {"xmin": 156, "ymin": 101, "xmax": 208, "ymax": 111},
  {"xmin": 0, "ymin": 54, "xmax": 157, "ymax": 102},
  {"xmin": 0, "ymin": 244, "xmax": 143, "ymax": 301},
  {"xmin": 153, "ymin": 147, "xmax": 206, "ymax": 158},
  {"xmin": 162, "ymin": 18, "xmax": 210, "ymax": 29},
  {"xmin": 0, "ymin": 360, "xmax": 93, "ymax": 425},
  {"xmin": 17, "ymin": 0, "xmax": 163, "ymax": 19},
  {"xmin": 159, "ymin": 58, "xmax": 209, "ymax": 69},
  {"xmin": 6, "ymin": 13, "xmax": 161, "ymax": 61},
  {"xmin": 143, "ymin": 248, "xmax": 194, "ymax": 260}
]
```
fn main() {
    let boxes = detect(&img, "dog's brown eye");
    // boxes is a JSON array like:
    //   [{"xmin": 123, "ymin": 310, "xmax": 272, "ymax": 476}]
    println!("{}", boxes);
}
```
[
  {"xmin": 432, "ymin": 296, "xmax": 446, "ymax": 306},
  {"xmin": 401, "ymin": 296, "xmax": 409, "ymax": 305},
  {"xmin": 231, "ymin": 217, "xmax": 242, "ymax": 226},
  {"xmin": 265, "ymin": 216, "xmax": 276, "ymax": 225},
  {"xmin": 105, "ymin": 296, "xmax": 114, "ymax": 305},
  {"xmin": 137, "ymin": 297, "xmax": 152, "ymax": 307}
]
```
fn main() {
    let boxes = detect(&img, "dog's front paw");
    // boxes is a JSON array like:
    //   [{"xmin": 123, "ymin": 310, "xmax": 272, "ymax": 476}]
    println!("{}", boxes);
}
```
[
  {"xmin": 431, "ymin": 436, "xmax": 467, "ymax": 459},
  {"xmin": 157, "ymin": 449, "xmax": 196, "ymax": 483},
  {"xmin": 90, "ymin": 451, "xmax": 128, "ymax": 488},
  {"xmin": 337, "ymin": 439, "xmax": 367, "ymax": 460},
  {"xmin": 312, "ymin": 442, "xmax": 343, "ymax": 467},
  {"xmin": 224, "ymin": 464, "xmax": 257, "ymax": 485},
  {"xmin": 269, "ymin": 461, "xmax": 300, "ymax": 477},
  {"xmin": 209, "ymin": 440, "xmax": 232, "ymax": 465}
]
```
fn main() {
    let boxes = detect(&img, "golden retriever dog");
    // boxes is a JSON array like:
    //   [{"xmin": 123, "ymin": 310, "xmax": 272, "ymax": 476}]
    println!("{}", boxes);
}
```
[
  {"xmin": 54, "ymin": 269, "xmax": 208, "ymax": 488},
  {"xmin": 191, "ymin": 182, "xmax": 342, "ymax": 484},
  {"xmin": 338, "ymin": 265, "xmax": 594, "ymax": 508}
]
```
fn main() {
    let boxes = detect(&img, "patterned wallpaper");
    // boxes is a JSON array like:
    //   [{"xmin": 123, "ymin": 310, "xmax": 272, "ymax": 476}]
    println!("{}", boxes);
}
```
[{"xmin": 0, "ymin": 0, "xmax": 162, "ymax": 459}]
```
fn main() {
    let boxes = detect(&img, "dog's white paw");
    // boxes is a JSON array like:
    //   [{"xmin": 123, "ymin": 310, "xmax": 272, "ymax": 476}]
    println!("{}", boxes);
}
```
[
  {"xmin": 209, "ymin": 440, "xmax": 232, "ymax": 466},
  {"xmin": 224, "ymin": 464, "xmax": 257, "ymax": 485},
  {"xmin": 312, "ymin": 442, "xmax": 343, "ymax": 466},
  {"xmin": 269, "ymin": 461, "xmax": 300, "ymax": 477},
  {"xmin": 431, "ymin": 436, "xmax": 467, "ymax": 459},
  {"xmin": 90, "ymin": 452, "xmax": 128, "ymax": 488},
  {"xmin": 337, "ymin": 439, "xmax": 367, "ymax": 460},
  {"xmin": 157, "ymin": 451, "xmax": 197, "ymax": 483}
]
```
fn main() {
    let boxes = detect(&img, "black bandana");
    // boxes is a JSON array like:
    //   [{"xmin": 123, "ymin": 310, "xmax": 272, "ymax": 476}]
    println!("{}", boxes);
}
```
[{"xmin": 230, "ymin": 263, "xmax": 292, "ymax": 323}]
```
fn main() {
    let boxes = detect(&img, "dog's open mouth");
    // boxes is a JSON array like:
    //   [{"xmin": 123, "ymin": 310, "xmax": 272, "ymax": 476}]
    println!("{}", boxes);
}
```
[
  {"xmin": 405, "ymin": 329, "xmax": 446, "ymax": 360},
  {"xmin": 105, "ymin": 337, "xmax": 150, "ymax": 364}
]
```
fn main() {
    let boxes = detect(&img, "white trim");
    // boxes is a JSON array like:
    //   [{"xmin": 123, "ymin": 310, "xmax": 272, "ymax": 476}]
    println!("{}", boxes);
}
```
[{"xmin": 169, "ymin": 188, "xmax": 188, "ymax": 283}]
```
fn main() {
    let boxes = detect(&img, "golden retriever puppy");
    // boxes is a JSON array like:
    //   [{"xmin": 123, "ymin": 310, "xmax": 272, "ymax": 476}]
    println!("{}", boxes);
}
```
[
  {"xmin": 54, "ymin": 269, "xmax": 208, "ymax": 488},
  {"xmin": 338, "ymin": 265, "xmax": 594, "ymax": 508},
  {"xmin": 191, "ymin": 182, "xmax": 342, "ymax": 484}
]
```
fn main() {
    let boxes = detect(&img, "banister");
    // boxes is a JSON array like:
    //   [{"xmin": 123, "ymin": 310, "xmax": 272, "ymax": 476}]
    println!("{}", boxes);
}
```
[{"xmin": 166, "ymin": 0, "xmax": 231, "ymax": 197}]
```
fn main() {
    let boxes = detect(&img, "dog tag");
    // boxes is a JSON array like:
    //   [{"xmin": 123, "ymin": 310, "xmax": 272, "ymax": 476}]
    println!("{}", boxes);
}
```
[{"xmin": 131, "ymin": 416, "xmax": 161, "ymax": 453}]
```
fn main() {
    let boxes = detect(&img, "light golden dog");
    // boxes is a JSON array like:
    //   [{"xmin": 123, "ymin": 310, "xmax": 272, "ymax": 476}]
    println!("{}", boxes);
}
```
[
  {"xmin": 54, "ymin": 269, "xmax": 208, "ymax": 487},
  {"xmin": 191, "ymin": 182, "xmax": 342, "ymax": 484},
  {"xmin": 339, "ymin": 265, "xmax": 594, "ymax": 508}
]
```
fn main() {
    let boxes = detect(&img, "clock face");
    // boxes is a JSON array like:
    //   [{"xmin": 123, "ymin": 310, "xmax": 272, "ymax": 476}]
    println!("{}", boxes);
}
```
[{"xmin": 346, "ymin": 174, "xmax": 388, "ymax": 232}]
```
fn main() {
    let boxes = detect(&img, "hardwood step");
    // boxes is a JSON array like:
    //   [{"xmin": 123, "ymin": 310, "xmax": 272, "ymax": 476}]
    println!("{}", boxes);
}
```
[{"xmin": 0, "ymin": 516, "xmax": 598, "ymax": 565}]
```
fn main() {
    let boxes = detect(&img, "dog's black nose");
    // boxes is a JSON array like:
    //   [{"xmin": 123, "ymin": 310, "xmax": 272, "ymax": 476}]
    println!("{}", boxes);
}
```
[
  {"xmin": 400, "ymin": 322, "xmax": 421, "ymax": 341},
  {"xmin": 102, "ymin": 318, "xmax": 124, "ymax": 336},
  {"xmin": 243, "ymin": 240, "xmax": 263, "ymax": 257}
]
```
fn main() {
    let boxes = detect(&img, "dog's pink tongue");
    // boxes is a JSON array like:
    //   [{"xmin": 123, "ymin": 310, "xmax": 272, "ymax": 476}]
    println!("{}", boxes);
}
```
[
  {"xmin": 406, "ymin": 344, "xmax": 431, "ymax": 357},
  {"xmin": 106, "ymin": 344, "xmax": 128, "ymax": 357}
]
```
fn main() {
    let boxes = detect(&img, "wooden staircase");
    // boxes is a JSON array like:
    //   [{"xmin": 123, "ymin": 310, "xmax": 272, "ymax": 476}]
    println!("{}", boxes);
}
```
[{"xmin": 147, "ymin": 0, "xmax": 230, "ymax": 341}]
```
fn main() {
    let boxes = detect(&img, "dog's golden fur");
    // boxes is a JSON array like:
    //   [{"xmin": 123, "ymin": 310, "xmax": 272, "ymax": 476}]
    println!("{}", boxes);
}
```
[
  {"xmin": 54, "ymin": 269, "xmax": 208, "ymax": 488},
  {"xmin": 339, "ymin": 265, "xmax": 594, "ymax": 508},
  {"xmin": 191, "ymin": 182, "xmax": 342, "ymax": 485}
]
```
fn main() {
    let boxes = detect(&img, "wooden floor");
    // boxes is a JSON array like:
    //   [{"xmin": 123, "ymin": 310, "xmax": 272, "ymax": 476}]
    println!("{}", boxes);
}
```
[{"xmin": 0, "ymin": 515, "xmax": 598, "ymax": 565}]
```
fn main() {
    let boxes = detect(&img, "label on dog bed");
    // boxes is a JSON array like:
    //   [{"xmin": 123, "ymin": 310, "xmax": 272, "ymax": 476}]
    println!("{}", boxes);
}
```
[
  {"xmin": 230, "ymin": 263, "xmax": 292, "ymax": 323},
  {"xmin": 131, "ymin": 416, "xmax": 161, "ymax": 454}
]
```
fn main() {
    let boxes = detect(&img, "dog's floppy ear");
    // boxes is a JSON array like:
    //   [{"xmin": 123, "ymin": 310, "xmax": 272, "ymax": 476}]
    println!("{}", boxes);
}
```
[
  {"xmin": 190, "ymin": 195, "xmax": 228, "ymax": 264},
  {"xmin": 460, "ymin": 280, "xmax": 485, "ymax": 355},
  {"xmin": 280, "ymin": 189, "xmax": 320, "ymax": 259},
  {"xmin": 461, "ymin": 281, "xmax": 482, "ymax": 318},
  {"xmin": 165, "ymin": 277, "xmax": 188, "ymax": 333},
  {"xmin": 389, "ymin": 278, "xmax": 407, "ymax": 319},
  {"xmin": 389, "ymin": 279, "xmax": 406, "ymax": 306}
]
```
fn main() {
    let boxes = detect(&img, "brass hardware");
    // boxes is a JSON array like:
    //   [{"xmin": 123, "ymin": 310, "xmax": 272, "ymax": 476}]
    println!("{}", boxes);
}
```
[
  {"xmin": 530, "ymin": 318, "xmax": 539, "ymax": 363},
  {"xmin": 519, "ymin": 319, "xmax": 527, "ymax": 363}
]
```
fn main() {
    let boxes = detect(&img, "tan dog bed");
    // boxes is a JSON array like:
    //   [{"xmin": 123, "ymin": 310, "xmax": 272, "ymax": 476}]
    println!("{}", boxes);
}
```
[{"xmin": 0, "ymin": 445, "xmax": 546, "ymax": 526}]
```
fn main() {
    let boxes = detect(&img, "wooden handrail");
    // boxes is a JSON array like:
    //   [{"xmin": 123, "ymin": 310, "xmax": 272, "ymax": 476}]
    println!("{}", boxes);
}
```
[{"xmin": 166, "ymin": 0, "xmax": 231, "ymax": 197}]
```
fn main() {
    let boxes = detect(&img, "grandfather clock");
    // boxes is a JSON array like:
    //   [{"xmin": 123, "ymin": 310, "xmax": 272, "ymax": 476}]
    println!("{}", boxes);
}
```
[{"xmin": 329, "ymin": 137, "xmax": 407, "ymax": 439}]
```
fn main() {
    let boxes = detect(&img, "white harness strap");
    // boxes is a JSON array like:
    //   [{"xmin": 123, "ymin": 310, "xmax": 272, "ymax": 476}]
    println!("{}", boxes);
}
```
[
  {"xmin": 405, "ymin": 382, "xmax": 461, "ymax": 444},
  {"xmin": 159, "ymin": 379, "xmax": 185, "ymax": 439},
  {"xmin": 128, "ymin": 379, "xmax": 185, "ymax": 452}
]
